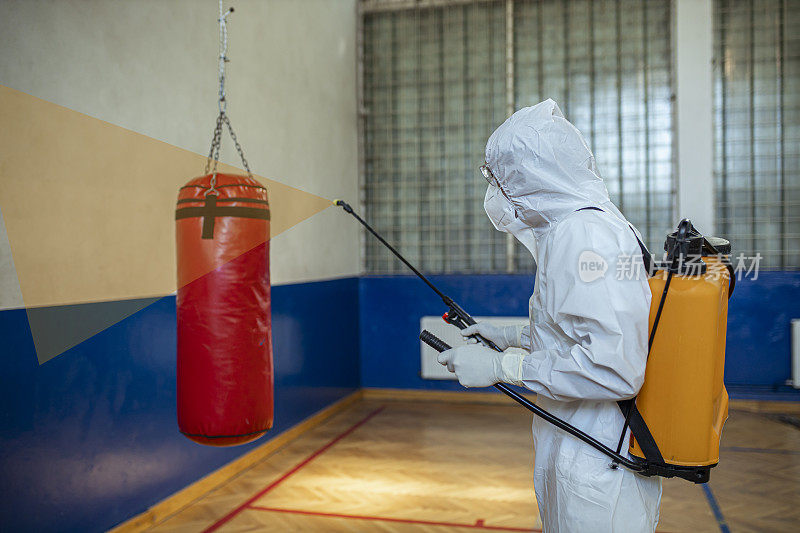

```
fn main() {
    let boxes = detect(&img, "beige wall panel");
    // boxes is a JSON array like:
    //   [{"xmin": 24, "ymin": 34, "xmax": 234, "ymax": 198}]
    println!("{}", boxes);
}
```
[
  {"xmin": 0, "ymin": 206, "xmax": 24, "ymax": 309},
  {"xmin": 0, "ymin": 84, "xmax": 331, "ymax": 308},
  {"xmin": 0, "ymin": 0, "xmax": 360, "ymax": 295}
]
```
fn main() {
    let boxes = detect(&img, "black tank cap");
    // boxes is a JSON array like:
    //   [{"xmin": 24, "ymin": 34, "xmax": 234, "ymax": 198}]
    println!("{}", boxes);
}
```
[
  {"xmin": 665, "ymin": 226, "xmax": 731, "ymax": 257},
  {"xmin": 664, "ymin": 225, "xmax": 704, "ymax": 256},
  {"xmin": 704, "ymin": 236, "xmax": 732, "ymax": 255}
]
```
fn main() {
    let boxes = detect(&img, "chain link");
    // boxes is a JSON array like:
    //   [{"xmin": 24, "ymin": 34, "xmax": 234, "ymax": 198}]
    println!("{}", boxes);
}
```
[
  {"xmin": 222, "ymin": 113, "xmax": 252, "ymax": 176},
  {"xmin": 203, "ymin": 1, "xmax": 253, "ymax": 196},
  {"xmin": 204, "ymin": 113, "xmax": 224, "ymax": 175}
]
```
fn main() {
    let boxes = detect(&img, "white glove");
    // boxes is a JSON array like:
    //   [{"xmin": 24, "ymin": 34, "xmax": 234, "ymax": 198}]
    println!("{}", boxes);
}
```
[
  {"xmin": 437, "ymin": 345, "xmax": 525, "ymax": 388},
  {"xmin": 461, "ymin": 322, "xmax": 525, "ymax": 350}
]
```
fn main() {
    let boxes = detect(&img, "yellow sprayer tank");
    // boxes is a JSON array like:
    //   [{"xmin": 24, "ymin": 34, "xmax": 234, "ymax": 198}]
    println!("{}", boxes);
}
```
[{"xmin": 629, "ymin": 225, "xmax": 732, "ymax": 480}]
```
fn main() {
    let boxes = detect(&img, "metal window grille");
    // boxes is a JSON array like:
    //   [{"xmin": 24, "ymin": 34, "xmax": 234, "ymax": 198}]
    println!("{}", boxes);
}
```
[
  {"xmin": 361, "ymin": 0, "xmax": 675, "ymax": 274},
  {"xmin": 714, "ymin": 0, "xmax": 800, "ymax": 269}
]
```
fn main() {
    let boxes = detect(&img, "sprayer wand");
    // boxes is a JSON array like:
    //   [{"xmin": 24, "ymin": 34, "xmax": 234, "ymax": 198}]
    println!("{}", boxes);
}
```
[{"xmin": 333, "ymin": 199, "xmax": 645, "ymax": 472}]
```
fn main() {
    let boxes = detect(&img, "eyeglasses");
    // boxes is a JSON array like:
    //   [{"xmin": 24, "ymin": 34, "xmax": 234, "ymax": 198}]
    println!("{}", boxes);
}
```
[{"xmin": 480, "ymin": 162, "xmax": 515, "ymax": 203}]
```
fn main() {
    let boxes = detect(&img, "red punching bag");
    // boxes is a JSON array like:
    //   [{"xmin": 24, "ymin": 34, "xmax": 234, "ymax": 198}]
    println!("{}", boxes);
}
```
[{"xmin": 176, "ymin": 173, "xmax": 273, "ymax": 446}]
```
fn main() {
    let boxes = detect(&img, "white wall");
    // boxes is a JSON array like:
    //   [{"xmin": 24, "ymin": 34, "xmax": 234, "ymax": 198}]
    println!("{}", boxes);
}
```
[
  {"xmin": 0, "ymin": 0, "xmax": 725, "ymax": 299},
  {"xmin": 0, "ymin": 0, "xmax": 360, "ymax": 296}
]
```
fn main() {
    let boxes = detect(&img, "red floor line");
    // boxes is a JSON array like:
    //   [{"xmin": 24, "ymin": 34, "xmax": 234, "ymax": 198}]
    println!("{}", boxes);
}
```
[
  {"xmin": 203, "ymin": 405, "xmax": 386, "ymax": 532},
  {"xmin": 247, "ymin": 505, "xmax": 540, "ymax": 532}
]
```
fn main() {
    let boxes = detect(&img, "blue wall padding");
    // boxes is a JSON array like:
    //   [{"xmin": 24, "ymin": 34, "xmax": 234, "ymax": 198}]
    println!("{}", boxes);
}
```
[
  {"xmin": 358, "ymin": 272, "xmax": 800, "ymax": 390},
  {"xmin": 0, "ymin": 278, "xmax": 359, "ymax": 533},
  {"xmin": 359, "ymin": 274, "xmax": 534, "ymax": 391},
  {"xmin": 723, "ymin": 272, "xmax": 800, "ymax": 386}
]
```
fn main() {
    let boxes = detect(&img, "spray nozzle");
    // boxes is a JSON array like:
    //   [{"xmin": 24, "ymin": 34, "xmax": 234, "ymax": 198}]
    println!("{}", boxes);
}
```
[{"xmin": 333, "ymin": 199, "xmax": 354, "ymax": 214}]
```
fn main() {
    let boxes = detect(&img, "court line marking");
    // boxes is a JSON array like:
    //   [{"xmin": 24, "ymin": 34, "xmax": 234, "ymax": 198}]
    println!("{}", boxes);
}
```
[
  {"xmin": 202, "ymin": 405, "xmax": 386, "ymax": 532},
  {"xmin": 701, "ymin": 483, "xmax": 731, "ymax": 533},
  {"xmin": 722, "ymin": 446, "xmax": 800, "ymax": 455},
  {"xmin": 201, "ymin": 401, "xmax": 682, "ymax": 532},
  {"xmin": 248, "ymin": 505, "xmax": 539, "ymax": 532}
]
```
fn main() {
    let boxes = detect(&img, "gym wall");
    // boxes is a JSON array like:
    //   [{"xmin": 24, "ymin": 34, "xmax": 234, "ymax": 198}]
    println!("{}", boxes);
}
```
[
  {"xmin": 0, "ymin": 1, "xmax": 360, "ymax": 531},
  {"xmin": 358, "ymin": 274, "xmax": 800, "ymax": 397},
  {"xmin": 2, "ymin": 1, "xmax": 799, "ymax": 531}
]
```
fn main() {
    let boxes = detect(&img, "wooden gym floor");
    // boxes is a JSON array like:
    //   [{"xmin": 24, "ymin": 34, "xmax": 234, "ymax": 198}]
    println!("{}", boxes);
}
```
[{"xmin": 146, "ymin": 397, "xmax": 800, "ymax": 532}]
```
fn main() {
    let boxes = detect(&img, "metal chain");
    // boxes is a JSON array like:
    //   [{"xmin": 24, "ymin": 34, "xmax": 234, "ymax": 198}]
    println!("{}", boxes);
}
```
[
  {"xmin": 204, "ymin": 113, "xmax": 224, "ymax": 175},
  {"xmin": 203, "ymin": 0, "xmax": 253, "ymax": 196},
  {"xmin": 222, "ymin": 113, "xmax": 252, "ymax": 176}
]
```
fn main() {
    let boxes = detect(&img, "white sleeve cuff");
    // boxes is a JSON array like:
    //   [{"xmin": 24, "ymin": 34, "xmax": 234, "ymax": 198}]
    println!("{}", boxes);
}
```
[
  {"xmin": 499, "ymin": 352, "xmax": 526, "ymax": 387},
  {"xmin": 503, "ymin": 325, "xmax": 528, "ymax": 350},
  {"xmin": 519, "ymin": 325, "xmax": 531, "ymax": 351}
]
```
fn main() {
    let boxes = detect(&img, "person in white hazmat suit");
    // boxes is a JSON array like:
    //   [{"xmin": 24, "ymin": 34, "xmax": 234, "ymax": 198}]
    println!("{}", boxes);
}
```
[{"xmin": 437, "ymin": 99, "xmax": 662, "ymax": 532}]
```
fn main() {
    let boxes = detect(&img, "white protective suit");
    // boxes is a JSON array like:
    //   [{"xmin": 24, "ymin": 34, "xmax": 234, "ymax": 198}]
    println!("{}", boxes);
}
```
[{"xmin": 442, "ymin": 99, "xmax": 662, "ymax": 532}]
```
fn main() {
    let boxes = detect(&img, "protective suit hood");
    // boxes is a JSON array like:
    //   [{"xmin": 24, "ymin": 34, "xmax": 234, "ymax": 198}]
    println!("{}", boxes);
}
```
[{"xmin": 484, "ymin": 99, "xmax": 627, "ymax": 238}]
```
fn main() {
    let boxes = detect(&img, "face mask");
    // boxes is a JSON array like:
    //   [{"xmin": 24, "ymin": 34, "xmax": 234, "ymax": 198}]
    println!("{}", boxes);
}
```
[{"xmin": 484, "ymin": 184, "xmax": 538, "ymax": 262}]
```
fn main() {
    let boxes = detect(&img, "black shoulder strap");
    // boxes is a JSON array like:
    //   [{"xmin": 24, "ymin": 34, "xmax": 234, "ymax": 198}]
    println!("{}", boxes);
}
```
[
  {"xmin": 617, "ymin": 399, "xmax": 664, "ymax": 463},
  {"xmin": 633, "ymin": 235, "xmax": 655, "ymax": 277},
  {"xmin": 576, "ymin": 206, "xmax": 663, "ymax": 463}
]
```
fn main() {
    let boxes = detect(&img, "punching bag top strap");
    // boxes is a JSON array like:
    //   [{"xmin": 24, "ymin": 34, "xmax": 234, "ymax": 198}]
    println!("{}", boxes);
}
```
[
  {"xmin": 175, "ymin": 195, "xmax": 270, "ymax": 240},
  {"xmin": 180, "ymin": 183, "xmax": 268, "ymax": 193},
  {"xmin": 176, "ymin": 197, "xmax": 270, "ymax": 206}
]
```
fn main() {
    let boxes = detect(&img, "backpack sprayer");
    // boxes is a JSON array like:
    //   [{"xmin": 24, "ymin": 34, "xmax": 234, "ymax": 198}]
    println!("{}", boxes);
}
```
[{"xmin": 334, "ymin": 199, "xmax": 734, "ymax": 483}]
